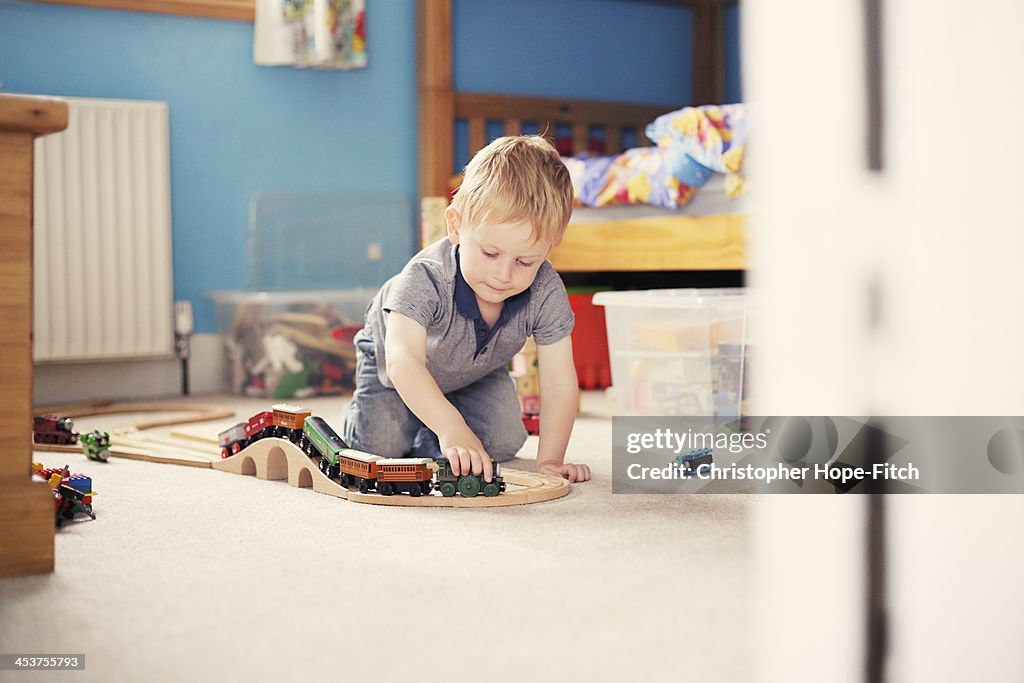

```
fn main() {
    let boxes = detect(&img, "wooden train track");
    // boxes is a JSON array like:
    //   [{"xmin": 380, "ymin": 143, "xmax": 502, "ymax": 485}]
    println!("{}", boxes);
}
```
[
  {"xmin": 32, "ymin": 401, "xmax": 572, "ymax": 506},
  {"xmin": 212, "ymin": 437, "xmax": 571, "ymax": 507},
  {"xmin": 31, "ymin": 401, "xmax": 230, "ymax": 467}
]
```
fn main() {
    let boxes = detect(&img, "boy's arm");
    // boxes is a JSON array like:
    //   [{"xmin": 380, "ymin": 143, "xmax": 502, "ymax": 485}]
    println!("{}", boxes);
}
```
[
  {"xmin": 535, "ymin": 335, "xmax": 591, "ymax": 483},
  {"xmin": 384, "ymin": 310, "xmax": 495, "ymax": 481}
]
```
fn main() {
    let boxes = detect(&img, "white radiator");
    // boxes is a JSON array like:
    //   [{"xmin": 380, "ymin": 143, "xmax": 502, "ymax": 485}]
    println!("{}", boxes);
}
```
[{"xmin": 33, "ymin": 96, "xmax": 174, "ymax": 362}]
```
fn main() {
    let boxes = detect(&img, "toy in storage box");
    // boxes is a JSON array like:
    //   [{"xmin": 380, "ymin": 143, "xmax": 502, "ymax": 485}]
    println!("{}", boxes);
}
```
[
  {"xmin": 593, "ymin": 288, "xmax": 751, "ymax": 417},
  {"xmin": 208, "ymin": 288, "xmax": 377, "ymax": 399}
]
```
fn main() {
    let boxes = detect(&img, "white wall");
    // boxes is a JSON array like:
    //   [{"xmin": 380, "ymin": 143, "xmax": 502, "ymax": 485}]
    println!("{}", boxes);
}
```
[
  {"xmin": 33, "ymin": 333, "xmax": 225, "ymax": 405},
  {"xmin": 747, "ymin": 1, "xmax": 1024, "ymax": 681}
]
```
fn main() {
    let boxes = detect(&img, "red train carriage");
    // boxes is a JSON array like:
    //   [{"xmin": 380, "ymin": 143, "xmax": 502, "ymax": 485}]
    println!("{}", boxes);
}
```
[
  {"xmin": 33, "ymin": 415, "xmax": 79, "ymax": 445},
  {"xmin": 245, "ymin": 411, "xmax": 274, "ymax": 440},
  {"xmin": 242, "ymin": 404, "xmax": 312, "ymax": 443},
  {"xmin": 221, "ymin": 404, "xmax": 312, "ymax": 458},
  {"xmin": 376, "ymin": 458, "xmax": 434, "ymax": 497}
]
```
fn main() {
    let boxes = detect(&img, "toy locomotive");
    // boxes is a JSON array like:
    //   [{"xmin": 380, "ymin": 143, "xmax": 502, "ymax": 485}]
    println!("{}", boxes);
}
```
[
  {"xmin": 80, "ymin": 430, "xmax": 112, "ymax": 462},
  {"xmin": 675, "ymin": 447, "xmax": 714, "ymax": 477},
  {"xmin": 33, "ymin": 415, "xmax": 79, "ymax": 445},
  {"xmin": 219, "ymin": 404, "xmax": 506, "ymax": 498}
]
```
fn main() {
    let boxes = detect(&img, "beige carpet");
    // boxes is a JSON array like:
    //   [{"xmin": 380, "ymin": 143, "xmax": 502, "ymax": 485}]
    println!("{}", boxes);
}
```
[{"xmin": 1, "ymin": 391, "xmax": 752, "ymax": 682}]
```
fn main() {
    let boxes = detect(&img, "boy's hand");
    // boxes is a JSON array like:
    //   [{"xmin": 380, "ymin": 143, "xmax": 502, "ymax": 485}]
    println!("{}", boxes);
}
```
[
  {"xmin": 439, "ymin": 427, "xmax": 494, "ymax": 482},
  {"xmin": 537, "ymin": 461, "xmax": 591, "ymax": 483}
]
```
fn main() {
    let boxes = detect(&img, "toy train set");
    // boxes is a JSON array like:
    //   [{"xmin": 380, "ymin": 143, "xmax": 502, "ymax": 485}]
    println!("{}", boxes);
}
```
[{"xmin": 218, "ymin": 404, "xmax": 506, "ymax": 498}]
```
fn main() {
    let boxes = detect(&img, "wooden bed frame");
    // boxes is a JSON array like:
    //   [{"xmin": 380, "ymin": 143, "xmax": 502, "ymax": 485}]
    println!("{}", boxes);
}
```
[{"xmin": 417, "ymin": 0, "xmax": 746, "ymax": 273}]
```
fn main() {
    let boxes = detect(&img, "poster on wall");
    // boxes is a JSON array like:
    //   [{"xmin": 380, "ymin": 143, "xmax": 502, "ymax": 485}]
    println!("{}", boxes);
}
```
[{"xmin": 253, "ymin": 0, "xmax": 367, "ymax": 70}]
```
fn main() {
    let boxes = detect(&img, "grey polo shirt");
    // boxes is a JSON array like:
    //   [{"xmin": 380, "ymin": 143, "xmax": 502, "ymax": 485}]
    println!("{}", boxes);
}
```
[{"xmin": 356, "ymin": 238, "xmax": 574, "ymax": 395}]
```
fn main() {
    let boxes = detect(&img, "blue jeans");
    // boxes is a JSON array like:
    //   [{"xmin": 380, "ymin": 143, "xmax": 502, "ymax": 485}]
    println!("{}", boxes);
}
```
[{"xmin": 341, "ymin": 339, "xmax": 527, "ymax": 461}]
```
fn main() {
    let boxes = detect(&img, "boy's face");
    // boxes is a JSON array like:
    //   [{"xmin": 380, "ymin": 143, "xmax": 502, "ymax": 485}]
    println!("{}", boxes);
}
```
[{"xmin": 446, "ymin": 209, "xmax": 553, "ymax": 308}]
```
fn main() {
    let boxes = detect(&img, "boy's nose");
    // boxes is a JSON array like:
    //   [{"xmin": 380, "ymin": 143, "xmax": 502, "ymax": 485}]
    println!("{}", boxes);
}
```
[{"xmin": 495, "ymin": 261, "xmax": 513, "ymax": 283}]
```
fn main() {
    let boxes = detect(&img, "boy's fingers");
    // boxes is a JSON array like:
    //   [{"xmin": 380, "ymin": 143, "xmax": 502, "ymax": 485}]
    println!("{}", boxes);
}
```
[
  {"xmin": 468, "ymin": 449, "xmax": 484, "ymax": 477},
  {"xmin": 446, "ymin": 448, "xmax": 464, "ymax": 476},
  {"xmin": 458, "ymin": 449, "xmax": 474, "ymax": 478}
]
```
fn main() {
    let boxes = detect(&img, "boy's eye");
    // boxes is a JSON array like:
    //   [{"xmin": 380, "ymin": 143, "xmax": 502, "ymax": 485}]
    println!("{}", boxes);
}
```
[
  {"xmin": 482, "ymin": 250, "xmax": 498, "ymax": 259},
  {"xmin": 517, "ymin": 260, "xmax": 534, "ymax": 267}
]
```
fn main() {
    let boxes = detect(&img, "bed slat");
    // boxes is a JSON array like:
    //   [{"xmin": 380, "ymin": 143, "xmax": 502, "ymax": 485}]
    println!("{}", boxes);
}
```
[
  {"xmin": 468, "ymin": 117, "xmax": 486, "ymax": 157},
  {"xmin": 572, "ymin": 123, "xmax": 588, "ymax": 155},
  {"xmin": 605, "ymin": 127, "xmax": 621, "ymax": 154},
  {"xmin": 455, "ymin": 92, "xmax": 671, "ymax": 157}
]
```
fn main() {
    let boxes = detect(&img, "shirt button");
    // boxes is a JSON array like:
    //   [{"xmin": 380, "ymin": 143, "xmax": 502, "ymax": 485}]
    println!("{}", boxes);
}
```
[
  {"xmin": 480, "ymin": 347, "xmax": 487, "ymax": 353},
  {"xmin": 477, "ymin": 329, "xmax": 486, "ymax": 338}
]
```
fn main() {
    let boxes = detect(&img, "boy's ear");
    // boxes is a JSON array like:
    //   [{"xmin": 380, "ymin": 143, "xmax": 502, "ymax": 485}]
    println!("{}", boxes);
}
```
[{"xmin": 444, "ymin": 206, "xmax": 461, "ymax": 244}]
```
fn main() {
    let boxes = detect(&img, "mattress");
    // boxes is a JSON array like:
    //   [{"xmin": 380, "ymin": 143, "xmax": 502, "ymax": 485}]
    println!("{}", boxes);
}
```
[{"xmin": 570, "ymin": 175, "xmax": 747, "ymax": 225}]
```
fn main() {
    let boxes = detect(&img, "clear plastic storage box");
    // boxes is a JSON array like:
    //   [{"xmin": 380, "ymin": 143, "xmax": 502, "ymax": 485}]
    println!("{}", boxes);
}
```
[
  {"xmin": 593, "ymin": 288, "xmax": 751, "ymax": 417},
  {"xmin": 207, "ymin": 288, "xmax": 377, "ymax": 399}
]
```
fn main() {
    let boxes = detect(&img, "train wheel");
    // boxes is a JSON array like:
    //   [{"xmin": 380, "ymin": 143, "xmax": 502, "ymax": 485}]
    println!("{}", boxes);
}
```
[
  {"xmin": 220, "ymin": 447, "xmax": 230, "ymax": 459},
  {"xmin": 232, "ymin": 442, "xmax": 242, "ymax": 455},
  {"xmin": 458, "ymin": 476, "xmax": 481, "ymax": 498},
  {"xmin": 440, "ymin": 482, "xmax": 456, "ymax": 497},
  {"xmin": 409, "ymin": 483, "xmax": 422, "ymax": 497},
  {"xmin": 340, "ymin": 474, "xmax": 351, "ymax": 488},
  {"xmin": 483, "ymin": 483, "xmax": 500, "ymax": 497},
  {"xmin": 379, "ymin": 482, "xmax": 394, "ymax": 496},
  {"xmin": 358, "ymin": 480, "xmax": 369, "ymax": 494}
]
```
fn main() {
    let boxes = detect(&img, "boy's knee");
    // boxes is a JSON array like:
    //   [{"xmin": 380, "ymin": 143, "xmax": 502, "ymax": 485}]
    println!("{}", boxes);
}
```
[
  {"xmin": 342, "ymin": 403, "xmax": 415, "ymax": 459},
  {"xmin": 484, "ymin": 422, "xmax": 528, "ymax": 462}
]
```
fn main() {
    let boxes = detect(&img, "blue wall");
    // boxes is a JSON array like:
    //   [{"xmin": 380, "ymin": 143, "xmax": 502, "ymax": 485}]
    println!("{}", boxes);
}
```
[
  {"xmin": 0, "ymin": 0, "xmax": 416, "ymax": 332},
  {"xmin": 455, "ymin": 0, "xmax": 693, "ymax": 105},
  {"xmin": 1, "ymin": 0, "xmax": 740, "ymax": 333}
]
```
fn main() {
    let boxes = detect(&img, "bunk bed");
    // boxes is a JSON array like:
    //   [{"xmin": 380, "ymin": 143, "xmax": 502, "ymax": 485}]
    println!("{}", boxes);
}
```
[{"xmin": 417, "ymin": 0, "xmax": 746, "ymax": 273}]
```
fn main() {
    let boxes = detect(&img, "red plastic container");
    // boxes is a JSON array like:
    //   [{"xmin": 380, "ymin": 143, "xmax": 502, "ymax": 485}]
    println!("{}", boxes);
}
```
[{"xmin": 568, "ymin": 292, "xmax": 612, "ymax": 389}]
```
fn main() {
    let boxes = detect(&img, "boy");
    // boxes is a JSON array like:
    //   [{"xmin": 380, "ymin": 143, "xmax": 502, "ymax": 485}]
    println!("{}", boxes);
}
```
[{"xmin": 341, "ymin": 136, "xmax": 590, "ymax": 483}]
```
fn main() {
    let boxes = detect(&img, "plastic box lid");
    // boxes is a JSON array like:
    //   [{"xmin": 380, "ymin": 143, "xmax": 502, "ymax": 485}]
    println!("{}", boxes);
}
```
[
  {"xmin": 593, "ymin": 287, "xmax": 746, "ymax": 309},
  {"xmin": 206, "ymin": 288, "xmax": 378, "ymax": 306}
]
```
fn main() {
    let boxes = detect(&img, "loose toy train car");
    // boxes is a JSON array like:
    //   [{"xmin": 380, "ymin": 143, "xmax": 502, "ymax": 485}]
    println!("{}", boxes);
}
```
[
  {"xmin": 33, "ymin": 415, "xmax": 79, "ymax": 446},
  {"xmin": 675, "ymin": 447, "xmax": 714, "ymax": 477},
  {"xmin": 80, "ymin": 430, "xmax": 111, "ymax": 462}
]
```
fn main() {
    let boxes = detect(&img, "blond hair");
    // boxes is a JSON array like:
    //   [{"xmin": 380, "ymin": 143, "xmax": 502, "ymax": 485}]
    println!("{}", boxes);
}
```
[{"xmin": 450, "ymin": 136, "xmax": 573, "ymax": 245}]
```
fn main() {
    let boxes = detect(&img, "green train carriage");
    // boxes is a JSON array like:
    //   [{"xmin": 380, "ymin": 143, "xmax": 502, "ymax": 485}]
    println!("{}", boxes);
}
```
[{"xmin": 302, "ymin": 416, "xmax": 383, "ymax": 493}]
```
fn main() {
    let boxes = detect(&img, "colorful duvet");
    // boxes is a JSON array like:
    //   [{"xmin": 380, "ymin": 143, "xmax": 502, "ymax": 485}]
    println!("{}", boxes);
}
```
[{"xmin": 564, "ymin": 104, "xmax": 746, "ymax": 210}]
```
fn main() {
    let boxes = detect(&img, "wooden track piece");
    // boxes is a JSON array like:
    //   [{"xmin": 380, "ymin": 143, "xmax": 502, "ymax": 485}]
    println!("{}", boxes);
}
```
[
  {"xmin": 212, "ymin": 438, "xmax": 571, "ymax": 507},
  {"xmin": 31, "ymin": 401, "xmax": 232, "ymax": 467}
]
